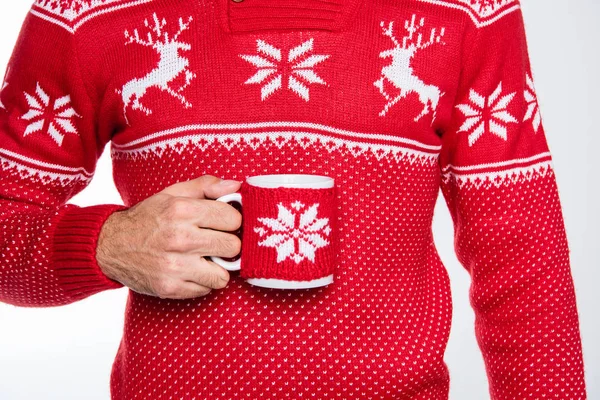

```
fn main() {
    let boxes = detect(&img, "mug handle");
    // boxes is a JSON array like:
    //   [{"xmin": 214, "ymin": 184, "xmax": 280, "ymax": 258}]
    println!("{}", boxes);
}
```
[{"xmin": 209, "ymin": 192, "xmax": 242, "ymax": 271}]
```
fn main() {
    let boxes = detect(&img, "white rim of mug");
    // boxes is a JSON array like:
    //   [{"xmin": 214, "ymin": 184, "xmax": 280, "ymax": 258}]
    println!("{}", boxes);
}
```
[
  {"xmin": 246, "ymin": 174, "xmax": 334, "ymax": 189},
  {"xmin": 246, "ymin": 274, "xmax": 334, "ymax": 289}
]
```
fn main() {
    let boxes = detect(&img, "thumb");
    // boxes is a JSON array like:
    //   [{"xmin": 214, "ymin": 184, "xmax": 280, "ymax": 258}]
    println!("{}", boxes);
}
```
[{"xmin": 160, "ymin": 175, "xmax": 241, "ymax": 199}]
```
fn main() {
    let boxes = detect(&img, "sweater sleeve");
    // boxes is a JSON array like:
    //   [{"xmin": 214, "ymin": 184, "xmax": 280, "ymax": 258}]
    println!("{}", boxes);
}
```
[
  {"xmin": 0, "ymin": 8, "xmax": 128, "ymax": 307},
  {"xmin": 437, "ymin": 6, "xmax": 587, "ymax": 399}
]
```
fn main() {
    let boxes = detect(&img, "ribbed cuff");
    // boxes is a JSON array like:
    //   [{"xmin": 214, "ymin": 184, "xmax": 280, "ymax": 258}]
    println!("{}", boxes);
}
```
[{"xmin": 52, "ymin": 203, "xmax": 129, "ymax": 301}]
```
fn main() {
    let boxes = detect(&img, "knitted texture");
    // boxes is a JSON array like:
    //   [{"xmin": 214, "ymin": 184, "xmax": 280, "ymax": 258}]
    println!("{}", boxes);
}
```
[
  {"xmin": 0, "ymin": 0, "xmax": 587, "ymax": 399},
  {"xmin": 238, "ymin": 182, "xmax": 337, "ymax": 281}
]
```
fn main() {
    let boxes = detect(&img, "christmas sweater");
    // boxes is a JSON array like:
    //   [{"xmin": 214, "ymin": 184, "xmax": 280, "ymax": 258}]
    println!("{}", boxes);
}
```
[{"xmin": 0, "ymin": 0, "xmax": 588, "ymax": 399}]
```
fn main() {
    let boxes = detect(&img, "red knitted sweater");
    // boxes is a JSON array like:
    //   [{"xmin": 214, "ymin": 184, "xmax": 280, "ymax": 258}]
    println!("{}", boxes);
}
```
[{"xmin": 0, "ymin": 0, "xmax": 587, "ymax": 399}]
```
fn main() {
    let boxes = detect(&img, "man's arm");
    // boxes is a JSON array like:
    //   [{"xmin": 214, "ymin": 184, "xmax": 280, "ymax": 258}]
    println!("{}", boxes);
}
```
[
  {"xmin": 437, "ymin": 4, "xmax": 587, "ymax": 398},
  {"xmin": 0, "ymin": 6, "xmax": 128, "ymax": 307}
]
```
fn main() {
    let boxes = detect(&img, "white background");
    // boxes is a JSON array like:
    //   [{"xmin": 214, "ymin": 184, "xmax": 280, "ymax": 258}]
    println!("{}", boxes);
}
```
[{"xmin": 0, "ymin": 2, "xmax": 598, "ymax": 399}]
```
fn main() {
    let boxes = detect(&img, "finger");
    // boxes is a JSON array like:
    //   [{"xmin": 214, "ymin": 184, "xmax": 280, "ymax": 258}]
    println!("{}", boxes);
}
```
[
  {"xmin": 165, "ymin": 224, "xmax": 241, "ymax": 256},
  {"xmin": 160, "ymin": 197, "xmax": 242, "ymax": 231},
  {"xmin": 190, "ymin": 199, "xmax": 242, "ymax": 231},
  {"xmin": 160, "ymin": 175, "xmax": 241, "ymax": 199},
  {"xmin": 202, "ymin": 179, "xmax": 242, "ymax": 200},
  {"xmin": 184, "ymin": 256, "xmax": 231, "ymax": 289},
  {"xmin": 169, "ymin": 281, "xmax": 214, "ymax": 300},
  {"xmin": 192, "ymin": 228, "xmax": 241, "ymax": 258},
  {"xmin": 160, "ymin": 175, "xmax": 221, "ymax": 197}
]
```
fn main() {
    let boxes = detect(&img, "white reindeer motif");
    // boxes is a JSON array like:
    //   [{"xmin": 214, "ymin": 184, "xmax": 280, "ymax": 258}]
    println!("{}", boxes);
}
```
[
  {"xmin": 118, "ymin": 13, "xmax": 196, "ymax": 123},
  {"xmin": 374, "ymin": 15, "xmax": 445, "ymax": 122}
]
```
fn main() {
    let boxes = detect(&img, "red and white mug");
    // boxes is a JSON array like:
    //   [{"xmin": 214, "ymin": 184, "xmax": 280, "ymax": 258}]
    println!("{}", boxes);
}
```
[{"xmin": 209, "ymin": 174, "xmax": 336, "ymax": 289}]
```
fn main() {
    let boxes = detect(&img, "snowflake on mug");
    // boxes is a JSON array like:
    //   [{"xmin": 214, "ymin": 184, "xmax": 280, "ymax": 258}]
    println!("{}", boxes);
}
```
[{"xmin": 254, "ymin": 201, "xmax": 331, "ymax": 264}]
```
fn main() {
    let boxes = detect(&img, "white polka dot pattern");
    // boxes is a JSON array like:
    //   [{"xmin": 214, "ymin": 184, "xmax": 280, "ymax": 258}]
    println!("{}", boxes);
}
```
[
  {"xmin": 109, "ymin": 136, "xmax": 453, "ymax": 399},
  {"xmin": 440, "ymin": 164, "xmax": 586, "ymax": 399},
  {"xmin": 0, "ymin": 165, "xmax": 127, "ymax": 305}
]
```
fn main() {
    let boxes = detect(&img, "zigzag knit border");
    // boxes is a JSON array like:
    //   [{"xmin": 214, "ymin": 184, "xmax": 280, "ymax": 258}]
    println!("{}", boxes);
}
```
[
  {"xmin": 29, "ymin": 0, "xmax": 519, "ymax": 33},
  {"xmin": 110, "ymin": 122, "xmax": 442, "ymax": 166},
  {"xmin": 0, "ymin": 147, "xmax": 93, "ymax": 186},
  {"xmin": 416, "ymin": 0, "xmax": 520, "ymax": 28},
  {"xmin": 30, "ymin": 0, "xmax": 153, "ymax": 33},
  {"xmin": 440, "ymin": 152, "xmax": 554, "ymax": 189},
  {"xmin": 0, "ymin": 146, "xmax": 554, "ymax": 189}
]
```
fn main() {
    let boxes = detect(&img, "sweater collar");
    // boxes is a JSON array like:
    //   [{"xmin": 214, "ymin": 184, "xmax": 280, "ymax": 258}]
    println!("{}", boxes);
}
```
[{"xmin": 216, "ymin": 0, "xmax": 363, "ymax": 33}]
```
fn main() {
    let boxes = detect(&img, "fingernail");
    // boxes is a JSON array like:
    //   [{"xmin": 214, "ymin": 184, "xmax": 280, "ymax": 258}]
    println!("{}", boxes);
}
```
[{"xmin": 219, "ymin": 179, "xmax": 241, "ymax": 186}]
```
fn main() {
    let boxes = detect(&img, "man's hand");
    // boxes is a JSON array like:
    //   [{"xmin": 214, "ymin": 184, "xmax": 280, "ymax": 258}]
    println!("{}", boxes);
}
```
[{"xmin": 96, "ymin": 175, "xmax": 242, "ymax": 300}]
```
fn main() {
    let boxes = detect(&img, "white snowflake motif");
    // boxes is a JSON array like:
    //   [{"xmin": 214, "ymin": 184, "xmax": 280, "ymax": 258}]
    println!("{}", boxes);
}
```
[
  {"xmin": 239, "ymin": 38, "xmax": 330, "ymax": 102},
  {"xmin": 523, "ymin": 73, "xmax": 541, "ymax": 133},
  {"xmin": 456, "ymin": 81, "xmax": 517, "ymax": 146},
  {"xmin": 0, "ymin": 67, "xmax": 8, "ymax": 110},
  {"xmin": 254, "ymin": 201, "xmax": 332, "ymax": 264},
  {"xmin": 21, "ymin": 83, "xmax": 80, "ymax": 146}
]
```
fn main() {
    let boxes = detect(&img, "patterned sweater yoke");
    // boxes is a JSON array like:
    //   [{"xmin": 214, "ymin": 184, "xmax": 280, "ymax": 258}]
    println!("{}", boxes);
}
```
[{"xmin": 0, "ymin": 0, "xmax": 588, "ymax": 399}]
